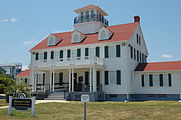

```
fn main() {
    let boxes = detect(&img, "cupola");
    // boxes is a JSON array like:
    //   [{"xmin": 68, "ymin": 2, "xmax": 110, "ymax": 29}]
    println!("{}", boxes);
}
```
[{"xmin": 74, "ymin": 5, "xmax": 109, "ymax": 34}]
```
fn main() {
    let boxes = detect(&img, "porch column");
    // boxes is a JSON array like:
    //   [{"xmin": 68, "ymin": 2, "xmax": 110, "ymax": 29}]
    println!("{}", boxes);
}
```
[
  {"xmin": 89, "ymin": 67, "xmax": 92, "ymax": 92},
  {"xmin": 49, "ymin": 70, "xmax": 52, "ymax": 92},
  {"xmin": 31, "ymin": 69, "xmax": 35, "ymax": 92},
  {"xmin": 93, "ymin": 67, "xmax": 97, "ymax": 92},
  {"xmin": 34, "ymin": 71, "xmax": 37, "ymax": 92},
  {"xmin": 101, "ymin": 69, "xmax": 105, "ymax": 91},
  {"xmin": 52, "ymin": 69, "xmax": 55, "ymax": 92},
  {"xmin": 68, "ymin": 69, "xmax": 71, "ymax": 92},
  {"xmin": 71, "ymin": 68, "xmax": 74, "ymax": 92}
]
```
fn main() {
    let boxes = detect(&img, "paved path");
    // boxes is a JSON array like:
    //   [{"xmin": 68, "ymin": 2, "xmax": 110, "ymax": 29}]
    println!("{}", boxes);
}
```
[{"xmin": 0, "ymin": 100, "xmax": 69, "ymax": 109}]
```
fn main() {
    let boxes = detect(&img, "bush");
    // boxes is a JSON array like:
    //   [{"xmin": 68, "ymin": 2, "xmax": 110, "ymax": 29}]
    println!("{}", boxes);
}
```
[{"xmin": 5, "ymin": 84, "xmax": 32, "ymax": 103}]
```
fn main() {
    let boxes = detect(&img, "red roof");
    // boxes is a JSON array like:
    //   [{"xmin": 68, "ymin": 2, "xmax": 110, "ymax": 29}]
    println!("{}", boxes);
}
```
[
  {"xmin": 31, "ymin": 22, "xmax": 138, "ymax": 51},
  {"xmin": 16, "ymin": 70, "xmax": 30, "ymax": 77},
  {"xmin": 135, "ymin": 61, "xmax": 181, "ymax": 71}
]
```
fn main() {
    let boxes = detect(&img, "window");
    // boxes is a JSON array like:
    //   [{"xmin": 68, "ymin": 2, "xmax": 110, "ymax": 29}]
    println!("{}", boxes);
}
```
[
  {"xmin": 168, "ymin": 74, "xmax": 172, "ymax": 86},
  {"xmin": 44, "ymin": 52, "xmax": 47, "ymax": 60},
  {"xmin": 60, "ymin": 50, "xmax": 63, "ymax": 59},
  {"xmin": 101, "ymin": 31, "xmax": 107, "ymax": 39},
  {"xmin": 139, "ymin": 52, "xmax": 142, "ymax": 62},
  {"xmin": 139, "ymin": 36, "xmax": 141, "ymax": 45},
  {"xmin": 159, "ymin": 74, "xmax": 163, "ymax": 86},
  {"xmin": 67, "ymin": 50, "xmax": 71, "ymax": 58},
  {"xmin": 136, "ymin": 33, "xmax": 139, "ymax": 43},
  {"xmin": 85, "ymin": 48, "xmax": 89, "ymax": 57},
  {"xmin": 85, "ymin": 72, "xmax": 89, "ymax": 85},
  {"xmin": 142, "ymin": 53, "xmax": 144, "ymax": 63},
  {"xmin": 130, "ymin": 46, "xmax": 133, "ymax": 58},
  {"xmin": 96, "ymin": 47, "xmax": 100, "ymax": 57},
  {"xmin": 116, "ymin": 45, "xmax": 121, "ymax": 57},
  {"xmin": 59, "ymin": 73, "xmax": 63, "ymax": 85},
  {"xmin": 105, "ymin": 71, "xmax": 109, "ymax": 85},
  {"xmin": 35, "ymin": 53, "xmax": 39, "ymax": 60},
  {"xmin": 74, "ymin": 34, "xmax": 79, "ymax": 43},
  {"xmin": 105, "ymin": 46, "xmax": 109, "ymax": 58},
  {"xmin": 141, "ymin": 75, "xmax": 144, "ymax": 87},
  {"xmin": 116, "ymin": 70, "xmax": 121, "ymax": 85},
  {"xmin": 51, "ymin": 51, "xmax": 54, "ymax": 59},
  {"xmin": 134, "ymin": 48, "xmax": 136, "ymax": 60},
  {"xmin": 77, "ymin": 49, "xmax": 81, "ymax": 57},
  {"xmin": 149, "ymin": 74, "xmax": 153, "ymax": 87},
  {"xmin": 137, "ymin": 50, "xmax": 139, "ymax": 62}
]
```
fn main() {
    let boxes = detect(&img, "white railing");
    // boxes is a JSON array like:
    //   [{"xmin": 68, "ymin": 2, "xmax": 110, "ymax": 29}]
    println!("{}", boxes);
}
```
[{"xmin": 32, "ymin": 56, "xmax": 104, "ymax": 68}]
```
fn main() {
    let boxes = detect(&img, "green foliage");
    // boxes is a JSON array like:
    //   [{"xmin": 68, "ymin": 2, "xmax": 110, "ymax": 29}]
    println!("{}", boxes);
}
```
[
  {"xmin": 0, "ymin": 72, "xmax": 15, "ymax": 93},
  {"xmin": 5, "ymin": 84, "xmax": 32, "ymax": 102}
]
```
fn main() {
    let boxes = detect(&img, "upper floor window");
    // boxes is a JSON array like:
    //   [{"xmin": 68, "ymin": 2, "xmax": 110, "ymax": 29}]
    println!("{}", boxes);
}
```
[
  {"xmin": 77, "ymin": 49, "xmax": 81, "ymax": 57},
  {"xmin": 60, "ymin": 50, "xmax": 63, "ymax": 59},
  {"xmin": 136, "ymin": 33, "xmax": 139, "ymax": 44},
  {"xmin": 134, "ymin": 48, "xmax": 136, "ymax": 60},
  {"xmin": 96, "ymin": 47, "xmax": 100, "ymax": 57},
  {"xmin": 44, "ymin": 52, "xmax": 47, "ymax": 60},
  {"xmin": 35, "ymin": 53, "xmax": 39, "ymax": 60},
  {"xmin": 116, "ymin": 45, "xmax": 121, "ymax": 57},
  {"xmin": 105, "ymin": 46, "xmax": 109, "ymax": 58},
  {"xmin": 85, "ymin": 48, "xmax": 89, "ymax": 57},
  {"xmin": 130, "ymin": 46, "xmax": 133, "ymax": 59},
  {"xmin": 137, "ymin": 50, "xmax": 139, "ymax": 62},
  {"xmin": 51, "ymin": 51, "xmax": 54, "ymax": 59},
  {"xmin": 67, "ymin": 50, "xmax": 71, "ymax": 58}
]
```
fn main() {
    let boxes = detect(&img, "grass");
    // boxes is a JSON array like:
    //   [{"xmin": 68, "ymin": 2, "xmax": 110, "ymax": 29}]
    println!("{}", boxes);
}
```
[
  {"xmin": 0, "ymin": 101, "xmax": 181, "ymax": 120},
  {"xmin": 0, "ymin": 99, "xmax": 7, "ymax": 107}
]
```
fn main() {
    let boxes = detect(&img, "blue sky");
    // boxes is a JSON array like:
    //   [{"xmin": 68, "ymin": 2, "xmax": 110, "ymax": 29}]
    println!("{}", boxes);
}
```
[{"xmin": 0, "ymin": 0, "xmax": 181, "ymax": 69}]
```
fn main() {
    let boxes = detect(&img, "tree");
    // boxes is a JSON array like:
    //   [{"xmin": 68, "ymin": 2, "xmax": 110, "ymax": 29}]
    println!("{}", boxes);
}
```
[{"xmin": 0, "ymin": 72, "xmax": 15, "ymax": 93}]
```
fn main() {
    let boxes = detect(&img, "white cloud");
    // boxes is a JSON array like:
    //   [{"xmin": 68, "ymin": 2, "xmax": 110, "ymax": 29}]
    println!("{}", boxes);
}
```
[
  {"xmin": 2, "ymin": 17, "xmax": 17, "ymax": 23},
  {"xmin": 23, "ymin": 40, "xmax": 37, "ymax": 45},
  {"xmin": 161, "ymin": 54, "xmax": 173, "ymax": 59}
]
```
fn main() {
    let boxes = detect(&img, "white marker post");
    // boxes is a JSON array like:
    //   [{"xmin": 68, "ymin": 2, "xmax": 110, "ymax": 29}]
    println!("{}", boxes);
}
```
[
  {"xmin": 31, "ymin": 97, "xmax": 36, "ymax": 117},
  {"xmin": 8, "ymin": 96, "xmax": 12, "ymax": 115},
  {"xmin": 81, "ymin": 94, "xmax": 90, "ymax": 120}
]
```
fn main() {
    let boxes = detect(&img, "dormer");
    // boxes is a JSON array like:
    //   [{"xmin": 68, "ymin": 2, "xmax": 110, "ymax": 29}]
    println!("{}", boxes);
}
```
[
  {"xmin": 71, "ymin": 31, "xmax": 86, "ymax": 43},
  {"xmin": 47, "ymin": 34, "xmax": 62, "ymax": 46},
  {"xmin": 74, "ymin": 5, "xmax": 109, "ymax": 34},
  {"xmin": 98, "ymin": 27, "xmax": 113, "ymax": 40}
]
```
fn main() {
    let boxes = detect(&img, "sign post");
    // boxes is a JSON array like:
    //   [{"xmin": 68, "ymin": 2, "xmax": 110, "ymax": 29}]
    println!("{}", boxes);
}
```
[
  {"xmin": 8, "ymin": 93, "xmax": 35, "ymax": 117},
  {"xmin": 81, "ymin": 94, "xmax": 90, "ymax": 120}
]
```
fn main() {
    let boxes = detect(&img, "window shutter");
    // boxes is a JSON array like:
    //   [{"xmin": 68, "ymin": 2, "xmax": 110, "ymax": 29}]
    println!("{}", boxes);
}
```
[
  {"xmin": 159, "ymin": 74, "xmax": 163, "ymax": 86},
  {"xmin": 44, "ymin": 52, "xmax": 47, "ymax": 60},
  {"xmin": 51, "ymin": 51, "xmax": 54, "ymax": 59},
  {"xmin": 67, "ymin": 50, "xmax": 71, "ymax": 58},
  {"xmin": 168, "ymin": 74, "xmax": 172, "ymax": 86},
  {"xmin": 149, "ymin": 74, "xmax": 153, "ymax": 87},
  {"xmin": 77, "ymin": 49, "xmax": 81, "ymax": 57},
  {"xmin": 116, "ymin": 45, "xmax": 121, "ymax": 57},
  {"xmin": 60, "ymin": 50, "xmax": 63, "ymax": 58},
  {"xmin": 105, "ymin": 46, "xmax": 109, "ymax": 58},
  {"xmin": 116, "ymin": 70, "xmax": 121, "ymax": 85},
  {"xmin": 105, "ymin": 71, "xmax": 109, "ymax": 85},
  {"xmin": 96, "ymin": 47, "xmax": 100, "ymax": 57},
  {"xmin": 85, "ymin": 48, "xmax": 89, "ymax": 56},
  {"xmin": 35, "ymin": 53, "xmax": 39, "ymax": 60},
  {"xmin": 141, "ymin": 75, "xmax": 144, "ymax": 87}
]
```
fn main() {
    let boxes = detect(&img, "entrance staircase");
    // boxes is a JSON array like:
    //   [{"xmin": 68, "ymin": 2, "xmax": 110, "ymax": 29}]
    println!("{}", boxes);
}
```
[{"xmin": 45, "ymin": 92, "xmax": 66, "ymax": 100}]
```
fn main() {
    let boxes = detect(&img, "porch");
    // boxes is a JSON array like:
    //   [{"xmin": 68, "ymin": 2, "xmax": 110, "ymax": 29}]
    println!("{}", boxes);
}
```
[{"xmin": 31, "ymin": 64, "xmax": 105, "ymax": 101}]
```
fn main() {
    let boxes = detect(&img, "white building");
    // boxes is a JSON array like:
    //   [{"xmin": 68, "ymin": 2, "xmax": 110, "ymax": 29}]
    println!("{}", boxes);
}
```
[{"xmin": 20, "ymin": 5, "xmax": 181, "ymax": 101}]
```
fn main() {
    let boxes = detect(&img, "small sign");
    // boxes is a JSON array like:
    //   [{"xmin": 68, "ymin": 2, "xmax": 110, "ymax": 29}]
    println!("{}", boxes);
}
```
[
  {"xmin": 12, "ymin": 99, "xmax": 32, "ymax": 110},
  {"xmin": 81, "ymin": 94, "xmax": 90, "ymax": 102}
]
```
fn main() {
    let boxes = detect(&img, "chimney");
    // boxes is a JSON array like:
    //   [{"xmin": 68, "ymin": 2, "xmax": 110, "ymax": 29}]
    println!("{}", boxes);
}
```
[{"xmin": 134, "ymin": 16, "xmax": 140, "ymax": 22}]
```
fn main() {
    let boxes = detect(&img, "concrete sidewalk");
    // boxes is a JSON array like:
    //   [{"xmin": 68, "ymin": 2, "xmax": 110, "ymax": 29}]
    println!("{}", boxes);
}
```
[{"xmin": 0, "ymin": 100, "xmax": 69, "ymax": 109}]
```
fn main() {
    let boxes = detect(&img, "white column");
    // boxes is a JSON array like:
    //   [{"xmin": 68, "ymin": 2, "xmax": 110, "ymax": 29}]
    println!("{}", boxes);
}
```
[
  {"xmin": 93, "ymin": 67, "xmax": 97, "ymax": 92},
  {"xmin": 71, "ymin": 68, "xmax": 74, "ymax": 92},
  {"xmin": 89, "ymin": 67, "xmax": 92, "ymax": 92},
  {"xmin": 101, "ymin": 69, "xmax": 105, "ymax": 91},
  {"xmin": 52, "ymin": 69, "xmax": 55, "ymax": 92},
  {"xmin": 34, "ymin": 71, "xmax": 37, "ymax": 92},
  {"xmin": 31, "ymin": 69, "xmax": 35, "ymax": 92},
  {"xmin": 68, "ymin": 69, "xmax": 71, "ymax": 92},
  {"xmin": 49, "ymin": 70, "xmax": 52, "ymax": 92}
]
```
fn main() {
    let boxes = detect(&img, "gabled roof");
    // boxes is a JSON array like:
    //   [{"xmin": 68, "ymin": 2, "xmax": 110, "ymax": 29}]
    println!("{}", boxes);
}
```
[
  {"xmin": 75, "ymin": 5, "xmax": 108, "ymax": 16},
  {"xmin": 135, "ymin": 61, "xmax": 181, "ymax": 72},
  {"xmin": 31, "ymin": 22, "xmax": 138, "ymax": 51},
  {"xmin": 16, "ymin": 69, "xmax": 30, "ymax": 77}
]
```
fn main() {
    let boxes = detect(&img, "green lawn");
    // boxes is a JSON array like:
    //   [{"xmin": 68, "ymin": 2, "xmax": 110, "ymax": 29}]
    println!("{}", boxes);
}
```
[
  {"xmin": 0, "ymin": 101, "xmax": 181, "ymax": 120},
  {"xmin": 0, "ymin": 99, "xmax": 7, "ymax": 107}
]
